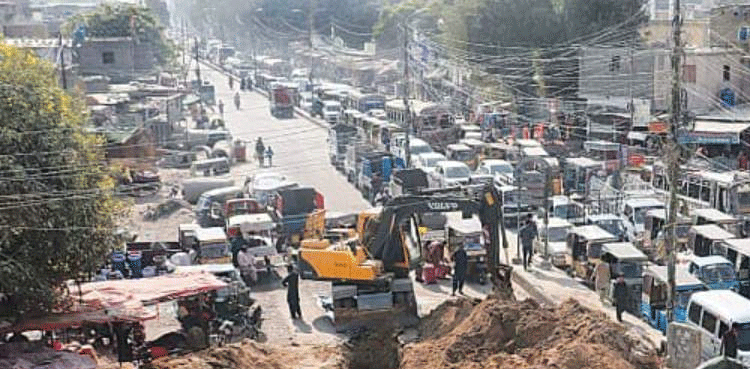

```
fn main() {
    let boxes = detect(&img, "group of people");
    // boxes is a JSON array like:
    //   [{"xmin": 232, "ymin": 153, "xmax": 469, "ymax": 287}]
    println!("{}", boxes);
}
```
[
  {"xmin": 229, "ymin": 75, "xmax": 253, "ymax": 91},
  {"xmin": 254, "ymin": 137, "xmax": 274, "ymax": 167}
]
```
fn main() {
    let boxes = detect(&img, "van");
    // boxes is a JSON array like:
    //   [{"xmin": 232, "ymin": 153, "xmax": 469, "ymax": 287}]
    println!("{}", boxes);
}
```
[
  {"xmin": 190, "ymin": 157, "xmax": 230, "ymax": 177},
  {"xmin": 195, "ymin": 186, "xmax": 244, "ymax": 227},
  {"xmin": 685, "ymin": 290, "xmax": 750, "ymax": 363}
]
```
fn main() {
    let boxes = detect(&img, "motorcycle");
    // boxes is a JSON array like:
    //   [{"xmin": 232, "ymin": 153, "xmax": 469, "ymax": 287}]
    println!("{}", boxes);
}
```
[{"xmin": 212, "ymin": 304, "xmax": 264, "ymax": 344}]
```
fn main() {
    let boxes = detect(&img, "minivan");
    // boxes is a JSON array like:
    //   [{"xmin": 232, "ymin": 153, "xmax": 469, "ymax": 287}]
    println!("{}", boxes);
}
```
[{"xmin": 686, "ymin": 290, "xmax": 750, "ymax": 364}]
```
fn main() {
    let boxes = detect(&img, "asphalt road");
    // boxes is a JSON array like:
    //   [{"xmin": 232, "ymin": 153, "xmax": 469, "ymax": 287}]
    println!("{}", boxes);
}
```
[{"xmin": 204, "ymin": 67, "xmax": 370, "ymax": 214}]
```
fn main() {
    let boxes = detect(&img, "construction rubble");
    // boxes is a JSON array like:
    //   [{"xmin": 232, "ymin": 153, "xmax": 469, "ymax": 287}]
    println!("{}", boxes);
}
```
[
  {"xmin": 400, "ymin": 295, "xmax": 661, "ymax": 369},
  {"xmin": 148, "ymin": 340, "xmax": 344, "ymax": 369}
]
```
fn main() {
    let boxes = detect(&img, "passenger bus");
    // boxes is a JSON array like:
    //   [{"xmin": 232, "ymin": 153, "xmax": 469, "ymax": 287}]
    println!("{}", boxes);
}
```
[
  {"xmin": 651, "ymin": 162, "xmax": 750, "ymax": 231},
  {"xmin": 346, "ymin": 90, "xmax": 386, "ymax": 113}
]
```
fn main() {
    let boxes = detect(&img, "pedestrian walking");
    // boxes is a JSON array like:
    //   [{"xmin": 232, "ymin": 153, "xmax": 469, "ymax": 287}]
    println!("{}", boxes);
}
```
[
  {"xmin": 240, "ymin": 77, "xmax": 246, "ymax": 90},
  {"xmin": 230, "ymin": 234, "xmax": 245, "ymax": 268},
  {"xmin": 722, "ymin": 323, "xmax": 739, "ymax": 359},
  {"xmin": 255, "ymin": 137, "xmax": 265, "ymax": 167},
  {"xmin": 282, "ymin": 265, "xmax": 302, "ymax": 320},
  {"xmin": 234, "ymin": 92, "xmax": 241, "ymax": 110},
  {"xmin": 265, "ymin": 145, "xmax": 274, "ymax": 167},
  {"xmin": 452, "ymin": 244, "xmax": 468, "ymax": 296},
  {"xmin": 218, "ymin": 99, "xmax": 224, "ymax": 118},
  {"xmin": 613, "ymin": 273, "xmax": 628, "ymax": 322},
  {"xmin": 237, "ymin": 247, "xmax": 257, "ymax": 286},
  {"xmin": 228, "ymin": 76, "xmax": 234, "ymax": 90},
  {"xmin": 519, "ymin": 215, "xmax": 537, "ymax": 271}
]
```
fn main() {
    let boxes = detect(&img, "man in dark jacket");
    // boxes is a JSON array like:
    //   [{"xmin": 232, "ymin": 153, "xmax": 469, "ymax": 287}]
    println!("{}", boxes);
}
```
[
  {"xmin": 519, "ymin": 215, "xmax": 537, "ymax": 271},
  {"xmin": 282, "ymin": 265, "xmax": 302, "ymax": 320},
  {"xmin": 722, "ymin": 323, "xmax": 739, "ymax": 359},
  {"xmin": 613, "ymin": 273, "xmax": 628, "ymax": 322},
  {"xmin": 452, "ymin": 244, "xmax": 468, "ymax": 296}
]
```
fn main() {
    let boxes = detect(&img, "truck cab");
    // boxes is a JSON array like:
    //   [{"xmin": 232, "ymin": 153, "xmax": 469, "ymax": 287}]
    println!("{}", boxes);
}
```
[
  {"xmin": 621, "ymin": 198, "xmax": 665, "ymax": 242},
  {"xmin": 322, "ymin": 100, "xmax": 342, "ymax": 125},
  {"xmin": 534, "ymin": 217, "xmax": 573, "ymax": 268}
]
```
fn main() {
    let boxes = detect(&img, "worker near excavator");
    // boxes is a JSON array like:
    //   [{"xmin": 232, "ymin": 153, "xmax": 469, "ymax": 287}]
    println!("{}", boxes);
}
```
[
  {"xmin": 282, "ymin": 264, "xmax": 302, "ymax": 320},
  {"xmin": 452, "ymin": 244, "xmax": 468, "ymax": 296}
]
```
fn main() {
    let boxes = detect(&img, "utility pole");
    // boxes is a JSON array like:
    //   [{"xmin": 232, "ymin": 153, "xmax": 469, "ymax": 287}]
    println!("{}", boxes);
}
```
[
  {"xmin": 308, "ymin": 0, "xmax": 315, "ymax": 85},
  {"xmin": 403, "ymin": 20, "xmax": 412, "ymax": 167},
  {"xmin": 58, "ymin": 34, "xmax": 67, "ymax": 90},
  {"xmin": 666, "ymin": 0, "xmax": 682, "ymax": 323}
]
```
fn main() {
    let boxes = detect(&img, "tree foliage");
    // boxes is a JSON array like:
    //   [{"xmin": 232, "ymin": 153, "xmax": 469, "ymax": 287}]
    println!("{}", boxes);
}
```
[
  {"xmin": 0, "ymin": 44, "xmax": 124, "ymax": 318},
  {"xmin": 65, "ymin": 4, "xmax": 175, "ymax": 64}
]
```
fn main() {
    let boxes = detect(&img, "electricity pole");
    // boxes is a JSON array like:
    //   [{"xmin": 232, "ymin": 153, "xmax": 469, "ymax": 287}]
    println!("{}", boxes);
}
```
[
  {"xmin": 308, "ymin": 0, "xmax": 315, "ymax": 85},
  {"xmin": 666, "ymin": 0, "xmax": 682, "ymax": 322},
  {"xmin": 403, "ymin": 20, "xmax": 412, "ymax": 167},
  {"xmin": 58, "ymin": 34, "xmax": 67, "ymax": 90}
]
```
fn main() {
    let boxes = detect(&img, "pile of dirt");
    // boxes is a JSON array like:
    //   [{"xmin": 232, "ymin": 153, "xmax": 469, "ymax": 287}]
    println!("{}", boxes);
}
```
[
  {"xmin": 402, "ymin": 297, "xmax": 660, "ymax": 369},
  {"xmin": 149, "ymin": 339, "xmax": 343, "ymax": 369}
]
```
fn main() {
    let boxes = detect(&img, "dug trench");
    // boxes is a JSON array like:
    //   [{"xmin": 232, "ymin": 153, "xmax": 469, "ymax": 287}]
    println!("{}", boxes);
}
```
[{"xmin": 340, "ymin": 293, "xmax": 661, "ymax": 369}]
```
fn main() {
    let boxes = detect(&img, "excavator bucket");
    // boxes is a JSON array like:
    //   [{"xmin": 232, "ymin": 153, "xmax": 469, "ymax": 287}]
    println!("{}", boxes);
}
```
[{"xmin": 324, "ymin": 278, "xmax": 419, "ymax": 333}]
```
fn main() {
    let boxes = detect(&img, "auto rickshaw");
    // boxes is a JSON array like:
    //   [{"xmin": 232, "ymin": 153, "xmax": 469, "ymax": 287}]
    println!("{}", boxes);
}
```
[
  {"xmin": 567, "ymin": 225, "xmax": 618, "ymax": 282},
  {"xmin": 596, "ymin": 242, "xmax": 648, "ymax": 315},
  {"xmin": 190, "ymin": 226, "xmax": 230, "ymax": 264},
  {"xmin": 641, "ymin": 264, "xmax": 707, "ymax": 334},
  {"xmin": 534, "ymin": 217, "xmax": 573, "ymax": 269},
  {"xmin": 445, "ymin": 216, "xmax": 487, "ymax": 284},
  {"xmin": 641, "ymin": 209, "xmax": 692, "ymax": 260},
  {"xmin": 689, "ymin": 224, "xmax": 735, "ymax": 257}
]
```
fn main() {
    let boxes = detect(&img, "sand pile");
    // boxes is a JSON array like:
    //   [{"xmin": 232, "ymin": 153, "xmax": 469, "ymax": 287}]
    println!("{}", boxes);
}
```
[
  {"xmin": 148, "ymin": 339, "xmax": 343, "ymax": 369},
  {"xmin": 401, "ymin": 297, "xmax": 660, "ymax": 369}
]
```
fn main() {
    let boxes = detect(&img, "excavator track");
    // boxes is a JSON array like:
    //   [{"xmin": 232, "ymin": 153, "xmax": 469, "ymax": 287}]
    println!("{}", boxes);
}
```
[{"xmin": 328, "ymin": 278, "xmax": 418, "ymax": 333}]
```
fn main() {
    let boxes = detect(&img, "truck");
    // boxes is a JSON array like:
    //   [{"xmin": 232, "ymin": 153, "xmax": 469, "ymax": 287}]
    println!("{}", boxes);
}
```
[
  {"xmin": 272, "ymin": 186, "xmax": 325, "ymax": 246},
  {"xmin": 270, "ymin": 85, "xmax": 294, "ymax": 118},
  {"xmin": 328, "ymin": 123, "xmax": 359, "ymax": 170},
  {"xmin": 357, "ymin": 152, "xmax": 405, "ymax": 202},
  {"xmin": 344, "ymin": 142, "xmax": 378, "ymax": 184}
]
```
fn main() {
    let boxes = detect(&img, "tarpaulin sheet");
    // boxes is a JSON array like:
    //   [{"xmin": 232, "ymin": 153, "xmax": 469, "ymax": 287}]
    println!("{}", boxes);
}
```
[{"xmin": 78, "ymin": 272, "xmax": 228, "ymax": 308}]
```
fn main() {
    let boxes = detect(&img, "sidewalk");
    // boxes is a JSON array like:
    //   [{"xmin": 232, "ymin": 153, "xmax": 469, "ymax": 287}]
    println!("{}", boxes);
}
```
[{"xmin": 502, "ymin": 228, "xmax": 666, "ymax": 348}]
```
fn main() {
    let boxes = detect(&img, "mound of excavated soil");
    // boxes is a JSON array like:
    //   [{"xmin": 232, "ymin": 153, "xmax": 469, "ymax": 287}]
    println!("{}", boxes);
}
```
[
  {"xmin": 149, "ymin": 339, "xmax": 343, "ymax": 369},
  {"xmin": 402, "ymin": 297, "xmax": 660, "ymax": 369}
]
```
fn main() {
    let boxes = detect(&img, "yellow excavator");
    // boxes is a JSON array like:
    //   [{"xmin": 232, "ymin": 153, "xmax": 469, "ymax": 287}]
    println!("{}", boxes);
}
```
[{"xmin": 296, "ymin": 186, "xmax": 511, "ymax": 332}]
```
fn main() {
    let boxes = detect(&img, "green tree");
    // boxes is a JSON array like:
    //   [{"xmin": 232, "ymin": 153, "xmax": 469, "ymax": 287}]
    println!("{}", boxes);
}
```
[
  {"xmin": 66, "ymin": 4, "xmax": 175, "ymax": 64},
  {"xmin": 0, "ymin": 44, "xmax": 124, "ymax": 318}
]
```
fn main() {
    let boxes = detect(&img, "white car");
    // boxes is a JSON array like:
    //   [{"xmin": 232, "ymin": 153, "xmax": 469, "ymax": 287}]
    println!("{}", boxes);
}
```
[
  {"xmin": 476, "ymin": 159, "xmax": 515, "ymax": 185},
  {"xmin": 322, "ymin": 100, "xmax": 341, "ymax": 125},
  {"xmin": 429, "ymin": 161, "xmax": 472, "ymax": 188},
  {"xmin": 413, "ymin": 152, "xmax": 446, "ymax": 175}
]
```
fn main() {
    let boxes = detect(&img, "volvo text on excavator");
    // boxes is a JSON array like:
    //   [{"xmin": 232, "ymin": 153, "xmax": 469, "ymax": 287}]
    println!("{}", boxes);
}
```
[{"xmin": 296, "ymin": 185, "xmax": 511, "ymax": 332}]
